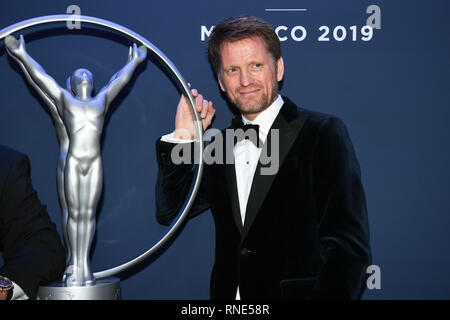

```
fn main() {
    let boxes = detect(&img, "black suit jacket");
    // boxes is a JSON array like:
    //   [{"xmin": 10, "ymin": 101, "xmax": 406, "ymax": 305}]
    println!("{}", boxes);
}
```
[
  {"xmin": 156, "ymin": 97, "xmax": 371, "ymax": 300},
  {"xmin": 0, "ymin": 145, "xmax": 66, "ymax": 299}
]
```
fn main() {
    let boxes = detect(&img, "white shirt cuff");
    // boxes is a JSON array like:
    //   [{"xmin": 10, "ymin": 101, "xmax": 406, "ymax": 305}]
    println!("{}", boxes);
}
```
[{"xmin": 160, "ymin": 132, "xmax": 195, "ymax": 144}]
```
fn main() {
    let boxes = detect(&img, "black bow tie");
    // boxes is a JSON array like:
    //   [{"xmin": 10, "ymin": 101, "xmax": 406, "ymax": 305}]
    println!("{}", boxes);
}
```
[{"xmin": 231, "ymin": 117, "xmax": 261, "ymax": 148}]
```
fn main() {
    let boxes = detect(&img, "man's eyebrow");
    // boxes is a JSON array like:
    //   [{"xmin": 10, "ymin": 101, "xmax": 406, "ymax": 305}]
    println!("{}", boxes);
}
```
[
  {"xmin": 224, "ymin": 60, "xmax": 263, "ymax": 67},
  {"xmin": 223, "ymin": 64, "xmax": 239, "ymax": 69}
]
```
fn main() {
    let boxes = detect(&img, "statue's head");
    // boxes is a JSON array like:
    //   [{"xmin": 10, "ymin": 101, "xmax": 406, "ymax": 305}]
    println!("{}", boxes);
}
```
[{"xmin": 67, "ymin": 68, "xmax": 94, "ymax": 98}]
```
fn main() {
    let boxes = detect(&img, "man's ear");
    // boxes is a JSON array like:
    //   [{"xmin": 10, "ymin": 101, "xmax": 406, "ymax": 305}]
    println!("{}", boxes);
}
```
[
  {"xmin": 276, "ymin": 57, "xmax": 285, "ymax": 82},
  {"xmin": 218, "ymin": 74, "xmax": 226, "ymax": 92}
]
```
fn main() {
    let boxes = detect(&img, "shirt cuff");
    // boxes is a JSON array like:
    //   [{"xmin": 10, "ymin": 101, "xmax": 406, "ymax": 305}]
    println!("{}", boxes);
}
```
[{"xmin": 160, "ymin": 132, "xmax": 195, "ymax": 144}]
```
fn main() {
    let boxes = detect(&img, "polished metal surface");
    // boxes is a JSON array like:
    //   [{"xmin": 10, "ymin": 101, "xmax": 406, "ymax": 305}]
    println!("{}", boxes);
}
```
[
  {"xmin": 0, "ymin": 15, "xmax": 204, "ymax": 284},
  {"xmin": 5, "ymin": 34, "xmax": 147, "ymax": 286},
  {"xmin": 5, "ymin": 43, "xmax": 72, "ymax": 266},
  {"xmin": 37, "ymin": 278, "xmax": 121, "ymax": 300}
]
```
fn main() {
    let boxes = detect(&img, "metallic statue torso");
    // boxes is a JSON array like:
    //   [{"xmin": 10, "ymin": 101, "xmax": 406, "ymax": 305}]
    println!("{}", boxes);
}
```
[{"xmin": 62, "ymin": 92, "xmax": 105, "ymax": 160}]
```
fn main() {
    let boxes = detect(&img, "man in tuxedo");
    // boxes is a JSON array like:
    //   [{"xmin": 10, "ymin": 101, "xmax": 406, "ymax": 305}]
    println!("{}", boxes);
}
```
[
  {"xmin": 156, "ymin": 16, "xmax": 371, "ymax": 299},
  {"xmin": 0, "ymin": 145, "xmax": 66, "ymax": 299}
]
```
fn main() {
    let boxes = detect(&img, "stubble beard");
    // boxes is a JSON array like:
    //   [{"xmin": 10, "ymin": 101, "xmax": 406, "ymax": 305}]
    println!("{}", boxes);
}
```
[{"xmin": 228, "ymin": 75, "xmax": 279, "ymax": 117}]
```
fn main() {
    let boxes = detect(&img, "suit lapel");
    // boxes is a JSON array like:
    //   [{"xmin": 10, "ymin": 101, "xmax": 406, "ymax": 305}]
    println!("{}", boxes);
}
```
[{"xmin": 240, "ymin": 99, "xmax": 306, "ymax": 242}]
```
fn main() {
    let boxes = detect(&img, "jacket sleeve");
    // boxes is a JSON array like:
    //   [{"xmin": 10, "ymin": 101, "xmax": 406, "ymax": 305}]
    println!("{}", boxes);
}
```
[
  {"xmin": 310, "ymin": 116, "xmax": 372, "ymax": 299},
  {"xmin": 0, "ymin": 152, "xmax": 66, "ymax": 299},
  {"xmin": 155, "ymin": 139, "xmax": 210, "ymax": 226}
]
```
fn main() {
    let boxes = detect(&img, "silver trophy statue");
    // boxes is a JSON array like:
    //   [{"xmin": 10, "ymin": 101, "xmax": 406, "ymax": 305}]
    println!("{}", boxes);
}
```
[
  {"xmin": 1, "ymin": 14, "xmax": 205, "ymax": 300},
  {"xmin": 5, "ymin": 34, "xmax": 147, "ymax": 288}
]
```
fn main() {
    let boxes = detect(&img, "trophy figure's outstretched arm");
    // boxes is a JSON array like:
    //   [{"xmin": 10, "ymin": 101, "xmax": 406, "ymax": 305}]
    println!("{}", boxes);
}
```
[
  {"xmin": 5, "ymin": 35, "xmax": 64, "ymax": 113},
  {"xmin": 98, "ymin": 43, "xmax": 147, "ymax": 111},
  {"xmin": 8, "ymin": 53, "xmax": 61, "ymax": 122},
  {"xmin": 6, "ymin": 40, "xmax": 72, "ymax": 268}
]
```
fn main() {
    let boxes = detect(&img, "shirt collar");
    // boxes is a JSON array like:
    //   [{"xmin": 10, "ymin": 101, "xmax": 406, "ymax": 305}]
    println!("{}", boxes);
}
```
[{"xmin": 241, "ymin": 95, "xmax": 284, "ymax": 141}]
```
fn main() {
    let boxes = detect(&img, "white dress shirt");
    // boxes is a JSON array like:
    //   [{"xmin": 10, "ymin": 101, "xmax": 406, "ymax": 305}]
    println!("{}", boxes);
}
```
[
  {"xmin": 233, "ymin": 95, "xmax": 284, "ymax": 226},
  {"xmin": 161, "ymin": 95, "xmax": 284, "ymax": 300},
  {"xmin": 232, "ymin": 95, "xmax": 284, "ymax": 299}
]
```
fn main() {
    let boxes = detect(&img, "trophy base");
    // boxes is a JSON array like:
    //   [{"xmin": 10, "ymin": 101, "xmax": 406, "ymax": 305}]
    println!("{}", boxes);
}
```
[{"xmin": 37, "ymin": 277, "xmax": 120, "ymax": 300}]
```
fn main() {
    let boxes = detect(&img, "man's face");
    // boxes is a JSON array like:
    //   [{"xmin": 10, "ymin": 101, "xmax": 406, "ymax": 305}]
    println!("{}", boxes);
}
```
[{"xmin": 218, "ymin": 37, "xmax": 284, "ymax": 120}]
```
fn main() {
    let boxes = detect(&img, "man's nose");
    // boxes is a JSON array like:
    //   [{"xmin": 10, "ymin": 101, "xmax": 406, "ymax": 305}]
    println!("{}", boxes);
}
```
[{"xmin": 240, "ymin": 70, "xmax": 254, "ymax": 87}]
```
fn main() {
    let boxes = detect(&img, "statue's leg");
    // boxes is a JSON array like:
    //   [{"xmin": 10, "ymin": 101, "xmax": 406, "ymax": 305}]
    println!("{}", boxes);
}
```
[
  {"xmin": 64, "ymin": 156, "xmax": 82, "ymax": 286},
  {"xmin": 57, "ymin": 151, "xmax": 71, "ymax": 269},
  {"xmin": 78, "ymin": 157, "xmax": 103, "ymax": 286}
]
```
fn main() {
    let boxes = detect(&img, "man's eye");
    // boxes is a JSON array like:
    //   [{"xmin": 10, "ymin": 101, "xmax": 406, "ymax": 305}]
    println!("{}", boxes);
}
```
[{"xmin": 228, "ymin": 68, "xmax": 237, "ymax": 73}]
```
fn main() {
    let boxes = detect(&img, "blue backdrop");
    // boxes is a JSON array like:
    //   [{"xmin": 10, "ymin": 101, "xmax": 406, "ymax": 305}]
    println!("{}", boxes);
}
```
[{"xmin": 0, "ymin": 0, "xmax": 449, "ymax": 300}]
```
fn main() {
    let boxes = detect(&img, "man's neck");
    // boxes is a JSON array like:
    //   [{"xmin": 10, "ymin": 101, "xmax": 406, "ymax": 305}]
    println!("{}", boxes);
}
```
[
  {"xmin": 242, "ymin": 94, "xmax": 279, "ymax": 122},
  {"xmin": 241, "ymin": 94, "xmax": 282, "ymax": 123}
]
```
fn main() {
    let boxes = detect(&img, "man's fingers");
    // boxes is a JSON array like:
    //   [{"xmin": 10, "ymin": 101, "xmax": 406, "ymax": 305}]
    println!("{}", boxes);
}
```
[
  {"xmin": 202, "ymin": 101, "xmax": 215, "ymax": 129},
  {"xmin": 206, "ymin": 101, "xmax": 215, "ymax": 120},
  {"xmin": 178, "ymin": 85, "xmax": 214, "ymax": 124},
  {"xmin": 195, "ymin": 94, "xmax": 204, "ymax": 113},
  {"xmin": 201, "ymin": 98, "xmax": 209, "ymax": 118},
  {"xmin": 209, "ymin": 101, "xmax": 215, "ymax": 117}
]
